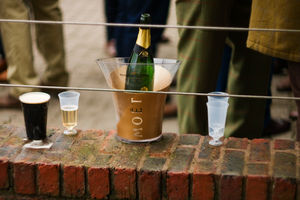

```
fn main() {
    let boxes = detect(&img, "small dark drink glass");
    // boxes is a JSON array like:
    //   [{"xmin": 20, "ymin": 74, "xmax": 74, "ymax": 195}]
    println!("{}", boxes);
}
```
[{"xmin": 19, "ymin": 92, "xmax": 53, "ymax": 149}]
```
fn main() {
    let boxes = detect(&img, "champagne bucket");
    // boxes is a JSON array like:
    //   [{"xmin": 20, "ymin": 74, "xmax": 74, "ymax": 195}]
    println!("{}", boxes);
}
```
[{"xmin": 97, "ymin": 57, "xmax": 181, "ymax": 143}]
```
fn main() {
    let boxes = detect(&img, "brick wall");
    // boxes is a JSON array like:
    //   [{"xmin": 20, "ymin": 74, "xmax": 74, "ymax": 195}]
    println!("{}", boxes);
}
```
[{"xmin": 0, "ymin": 124, "xmax": 299, "ymax": 200}]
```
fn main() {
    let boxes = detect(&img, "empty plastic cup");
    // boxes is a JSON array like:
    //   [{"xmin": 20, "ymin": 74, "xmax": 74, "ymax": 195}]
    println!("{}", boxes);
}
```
[
  {"xmin": 206, "ymin": 101, "xmax": 229, "ymax": 146},
  {"xmin": 207, "ymin": 91, "xmax": 229, "ymax": 103}
]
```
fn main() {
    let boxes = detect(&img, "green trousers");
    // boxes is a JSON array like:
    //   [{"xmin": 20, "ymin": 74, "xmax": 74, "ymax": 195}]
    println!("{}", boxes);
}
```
[
  {"xmin": 0, "ymin": 0, "xmax": 68, "ymax": 97},
  {"xmin": 176, "ymin": 0, "xmax": 272, "ymax": 138}
]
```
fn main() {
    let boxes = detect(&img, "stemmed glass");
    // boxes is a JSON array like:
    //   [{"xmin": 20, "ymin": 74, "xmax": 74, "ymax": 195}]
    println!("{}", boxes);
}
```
[{"xmin": 58, "ymin": 91, "xmax": 80, "ymax": 135}]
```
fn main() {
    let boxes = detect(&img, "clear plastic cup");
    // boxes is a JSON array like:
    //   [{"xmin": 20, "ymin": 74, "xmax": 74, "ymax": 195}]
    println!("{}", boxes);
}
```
[
  {"xmin": 58, "ymin": 91, "xmax": 80, "ymax": 135},
  {"xmin": 206, "ymin": 101, "xmax": 229, "ymax": 146},
  {"xmin": 207, "ymin": 91, "xmax": 229, "ymax": 103}
]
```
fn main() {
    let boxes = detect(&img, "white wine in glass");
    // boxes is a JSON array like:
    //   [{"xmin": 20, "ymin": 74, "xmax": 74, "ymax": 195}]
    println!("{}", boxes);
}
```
[{"xmin": 58, "ymin": 91, "xmax": 80, "ymax": 135}]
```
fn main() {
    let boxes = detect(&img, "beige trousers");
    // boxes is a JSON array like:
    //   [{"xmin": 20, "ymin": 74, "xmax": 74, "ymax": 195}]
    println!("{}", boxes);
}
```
[{"xmin": 0, "ymin": 0, "xmax": 68, "ymax": 97}]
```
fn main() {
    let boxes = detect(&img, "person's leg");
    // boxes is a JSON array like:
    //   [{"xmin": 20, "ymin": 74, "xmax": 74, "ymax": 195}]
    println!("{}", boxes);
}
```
[
  {"xmin": 149, "ymin": 0, "xmax": 170, "ymax": 54},
  {"xmin": 0, "ymin": 0, "xmax": 39, "ymax": 98},
  {"xmin": 176, "ymin": 0, "xmax": 233, "ymax": 134},
  {"xmin": 287, "ymin": 61, "xmax": 300, "ymax": 141},
  {"xmin": 225, "ymin": 0, "xmax": 272, "ymax": 138},
  {"xmin": 31, "ymin": 0, "xmax": 68, "ymax": 86},
  {"xmin": 115, "ymin": 0, "xmax": 155, "ymax": 57},
  {"xmin": 104, "ymin": 0, "xmax": 118, "ymax": 41},
  {"xmin": 216, "ymin": 45, "xmax": 232, "ymax": 92}
]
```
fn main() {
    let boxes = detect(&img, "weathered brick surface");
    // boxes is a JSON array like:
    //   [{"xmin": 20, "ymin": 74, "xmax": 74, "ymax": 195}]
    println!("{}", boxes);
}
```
[
  {"xmin": 179, "ymin": 134, "xmax": 201, "ymax": 146},
  {"xmin": 149, "ymin": 133, "xmax": 176, "ymax": 157},
  {"xmin": 272, "ymin": 178, "xmax": 296, "ymax": 200},
  {"xmin": 0, "ymin": 126, "xmax": 298, "ymax": 199},
  {"xmin": 0, "ymin": 159, "xmax": 9, "ymax": 189},
  {"xmin": 245, "ymin": 176, "xmax": 269, "ymax": 200},
  {"xmin": 192, "ymin": 172, "xmax": 214, "ymax": 200},
  {"xmin": 138, "ymin": 170, "xmax": 162, "ymax": 200},
  {"xmin": 168, "ymin": 147, "xmax": 195, "ymax": 172},
  {"xmin": 221, "ymin": 150, "xmax": 245, "ymax": 175},
  {"xmin": 226, "ymin": 137, "xmax": 249, "ymax": 149},
  {"xmin": 274, "ymin": 139, "xmax": 295, "ymax": 150},
  {"xmin": 111, "ymin": 168, "xmax": 136, "ymax": 199},
  {"xmin": 198, "ymin": 137, "xmax": 220, "ymax": 161},
  {"xmin": 247, "ymin": 163, "xmax": 269, "ymax": 176},
  {"xmin": 62, "ymin": 165, "xmax": 85, "ymax": 197},
  {"xmin": 249, "ymin": 139, "xmax": 270, "ymax": 162},
  {"xmin": 273, "ymin": 152, "xmax": 296, "ymax": 178},
  {"xmin": 87, "ymin": 167, "xmax": 110, "ymax": 199},
  {"xmin": 14, "ymin": 162, "xmax": 35, "ymax": 195},
  {"xmin": 167, "ymin": 172, "xmax": 189, "ymax": 200},
  {"xmin": 219, "ymin": 175, "xmax": 243, "ymax": 200},
  {"xmin": 37, "ymin": 163, "xmax": 60, "ymax": 196}
]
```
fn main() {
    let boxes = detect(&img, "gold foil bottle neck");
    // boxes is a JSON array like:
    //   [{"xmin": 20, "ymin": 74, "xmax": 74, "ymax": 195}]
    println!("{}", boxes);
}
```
[{"xmin": 136, "ymin": 28, "xmax": 151, "ymax": 49}]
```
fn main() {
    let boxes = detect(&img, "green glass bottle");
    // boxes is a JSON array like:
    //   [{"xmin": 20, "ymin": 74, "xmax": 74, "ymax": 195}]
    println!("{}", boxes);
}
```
[{"xmin": 125, "ymin": 13, "xmax": 154, "ymax": 91}]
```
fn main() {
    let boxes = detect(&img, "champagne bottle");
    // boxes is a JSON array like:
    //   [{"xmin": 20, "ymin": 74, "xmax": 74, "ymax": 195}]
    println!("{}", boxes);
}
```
[{"xmin": 125, "ymin": 13, "xmax": 154, "ymax": 91}]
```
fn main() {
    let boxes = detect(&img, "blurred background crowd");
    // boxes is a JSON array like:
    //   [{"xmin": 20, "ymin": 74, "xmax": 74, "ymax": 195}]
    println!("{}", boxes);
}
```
[{"xmin": 0, "ymin": 0, "xmax": 298, "ymax": 140}]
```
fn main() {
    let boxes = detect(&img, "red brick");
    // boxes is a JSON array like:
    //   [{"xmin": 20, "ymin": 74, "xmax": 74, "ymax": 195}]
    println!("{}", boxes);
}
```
[
  {"xmin": 249, "ymin": 139, "xmax": 270, "ymax": 162},
  {"xmin": 0, "ymin": 159, "xmax": 9, "ymax": 189},
  {"xmin": 199, "ymin": 137, "xmax": 220, "ymax": 161},
  {"xmin": 88, "ymin": 167, "xmax": 110, "ymax": 199},
  {"xmin": 149, "ymin": 133, "xmax": 176, "ymax": 157},
  {"xmin": 273, "ymin": 152, "xmax": 296, "ymax": 178},
  {"xmin": 37, "ymin": 163, "xmax": 60, "ymax": 196},
  {"xmin": 192, "ymin": 172, "xmax": 214, "ymax": 200},
  {"xmin": 245, "ymin": 175, "xmax": 269, "ymax": 200},
  {"xmin": 272, "ymin": 178, "xmax": 296, "ymax": 200},
  {"xmin": 169, "ymin": 147, "xmax": 195, "ymax": 172},
  {"xmin": 63, "ymin": 165, "xmax": 85, "ymax": 197},
  {"xmin": 138, "ymin": 170, "xmax": 161, "ymax": 200},
  {"xmin": 179, "ymin": 134, "xmax": 201, "ymax": 145},
  {"xmin": 167, "ymin": 172, "xmax": 189, "ymax": 200},
  {"xmin": 274, "ymin": 139, "xmax": 295, "ymax": 150},
  {"xmin": 112, "ymin": 168, "xmax": 136, "ymax": 199},
  {"xmin": 219, "ymin": 175, "xmax": 243, "ymax": 200},
  {"xmin": 14, "ymin": 162, "xmax": 36, "ymax": 195},
  {"xmin": 247, "ymin": 163, "xmax": 269, "ymax": 176},
  {"xmin": 221, "ymin": 150, "xmax": 245, "ymax": 175},
  {"xmin": 226, "ymin": 137, "xmax": 249, "ymax": 149}
]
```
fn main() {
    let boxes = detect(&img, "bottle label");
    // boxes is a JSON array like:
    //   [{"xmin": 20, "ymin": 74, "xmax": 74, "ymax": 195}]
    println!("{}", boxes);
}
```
[{"xmin": 133, "ymin": 45, "xmax": 152, "ymax": 58}]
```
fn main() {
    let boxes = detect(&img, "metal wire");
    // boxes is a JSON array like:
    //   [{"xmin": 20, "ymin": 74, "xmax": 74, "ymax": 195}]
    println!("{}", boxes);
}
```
[
  {"xmin": 0, "ymin": 19, "xmax": 300, "ymax": 33},
  {"xmin": 0, "ymin": 83, "xmax": 299, "ymax": 101},
  {"xmin": 0, "ymin": 19, "xmax": 299, "ymax": 101}
]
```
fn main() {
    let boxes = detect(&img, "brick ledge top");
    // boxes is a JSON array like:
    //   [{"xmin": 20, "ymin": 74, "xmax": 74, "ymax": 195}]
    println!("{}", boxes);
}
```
[
  {"xmin": 0, "ymin": 124, "xmax": 299, "ymax": 199},
  {"xmin": 0, "ymin": 125, "xmax": 299, "ymax": 176}
]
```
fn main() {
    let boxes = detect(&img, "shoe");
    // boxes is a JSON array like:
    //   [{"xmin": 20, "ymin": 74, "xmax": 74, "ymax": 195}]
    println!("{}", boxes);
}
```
[
  {"xmin": 40, "ymin": 82, "xmax": 66, "ymax": 98},
  {"xmin": 0, "ymin": 94, "xmax": 20, "ymax": 109},
  {"xmin": 289, "ymin": 110, "xmax": 298, "ymax": 121},
  {"xmin": 0, "ymin": 58, "xmax": 7, "ymax": 73},
  {"xmin": 263, "ymin": 118, "xmax": 291, "ymax": 136},
  {"xmin": 164, "ymin": 103, "xmax": 177, "ymax": 118},
  {"xmin": 0, "ymin": 70, "xmax": 8, "ymax": 83}
]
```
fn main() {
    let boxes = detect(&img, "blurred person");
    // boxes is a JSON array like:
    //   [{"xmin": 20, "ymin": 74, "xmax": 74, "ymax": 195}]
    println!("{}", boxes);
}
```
[
  {"xmin": 113, "ymin": 0, "xmax": 170, "ymax": 57},
  {"xmin": 0, "ymin": 33, "xmax": 7, "ymax": 83},
  {"xmin": 216, "ymin": 46, "xmax": 291, "ymax": 137},
  {"xmin": 247, "ymin": 0, "xmax": 300, "ymax": 140},
  {"xmin": 176, "ymin": 0, "xmax": 272, "ymax": 138},
  {"xmin": 0, "ymin": 0, "xmax": 68, "ymax": 108},
  {"xmin": 104, "ymin": 0, "xmax": 118, "ymax": 57}
]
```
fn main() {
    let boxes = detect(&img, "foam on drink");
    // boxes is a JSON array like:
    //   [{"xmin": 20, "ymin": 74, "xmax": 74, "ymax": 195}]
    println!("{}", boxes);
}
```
[{"xmin": 19, "ymin": 92, "xmax": 50, "ymax": 104}]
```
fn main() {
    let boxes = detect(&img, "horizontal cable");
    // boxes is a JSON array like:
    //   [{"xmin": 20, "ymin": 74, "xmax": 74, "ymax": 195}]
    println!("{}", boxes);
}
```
[
  {"xmin": 0, "ymin": 19, "xmax": 300, "ymax": 33},
  {"xmin": 0, "ymin": 83, "xmax": 299, "ymax": 101}
]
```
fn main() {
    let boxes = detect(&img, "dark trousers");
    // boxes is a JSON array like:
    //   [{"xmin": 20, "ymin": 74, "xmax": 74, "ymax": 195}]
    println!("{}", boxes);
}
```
[{"xmin": 114, "ymin": 0, "xmax": 170, "ymax": 57}]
